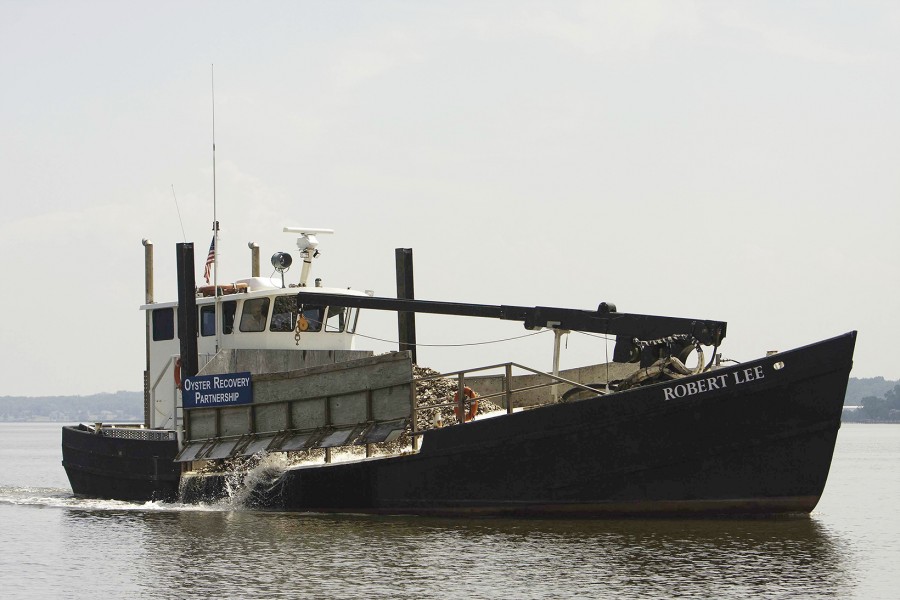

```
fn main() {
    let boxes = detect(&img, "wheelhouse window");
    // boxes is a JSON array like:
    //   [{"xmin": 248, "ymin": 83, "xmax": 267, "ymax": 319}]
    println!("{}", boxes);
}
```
[
  {"xmin": 346, "ymin": 308, "xmax": 359, "ymax": 333},
  {"xmin": 270, "ymin": 295, "xmax": 297, "ymax": 332},
  {"xmin": 239, "ymin": 298, "xmax": 270, "ymax": 332},
  {"xmin": 152, "ymin": 308, "xmax": 175, "ymax": 341},
  {"xmin": 324, "ymin": 306, "xmax": 348, "ymax": 332},
  {"xmin": 200, "ymin": 305, "xmax": 215, "ymax": 337},
  {"xmin": 298, "ymin": 304, "xmax": 324, "ymax": 332},
  {"xmin": 222, "ymin": 300, "xmax": 236, "ymax": 335}
]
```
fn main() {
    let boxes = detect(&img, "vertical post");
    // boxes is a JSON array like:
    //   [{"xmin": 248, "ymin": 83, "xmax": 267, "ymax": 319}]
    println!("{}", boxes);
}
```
[
  {"xmin": 212, "ymin": 221, "xmax": 221, "ymax": 353},
  {"xmin": 142, "ymin": 239, "xmax": 154, "ymax": 428},
  {"xmin": 143, "ymin": 239, "xmax": 154, "ymax": 303},
  {"xmin": 457, "ymin": 372, "xmax": 467, "ymax": 425},
  {"xmin": 505, "ymin": 363, "xmax": 513, "ymax": 415},
  {"xmin": 409, "ymin": 378, "xmax": 418, "ymax": 451},
  {"xmin": 175, "ymin": 243, "xmax": 199, "ymax": 379},
  {"xmin": 325, "ymin": 395, "xmax": 332, "ymax": 463},
  {"xmin": 249, "ymin": 242, "xmax": 260, "ymax": 277},
  {"xmin": 395, "ymin": 248, "xmax": 417, "ymax": 364},
  {"xmin": 176, "ymin": 243, "xmax": 198, "ymax": 444},
  {"xmin": 143, "ymin": 371, "xmax": 150, "ymax": 428},
  {"xmin": 366, "ymin": 388, "xmax": 374, "ymax": 457},
  {"xmin": 551, "ymin": 329, "xmax": 568, "ymax": 402}
]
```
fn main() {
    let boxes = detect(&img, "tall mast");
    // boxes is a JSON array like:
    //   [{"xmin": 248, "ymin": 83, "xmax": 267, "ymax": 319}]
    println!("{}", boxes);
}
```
[{"xmin": 211, "ymin": 64, "xmax": 221, "ymax": 353}]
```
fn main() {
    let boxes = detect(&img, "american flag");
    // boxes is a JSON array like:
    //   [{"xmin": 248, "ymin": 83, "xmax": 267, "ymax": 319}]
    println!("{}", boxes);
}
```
[{"xmin": 203, "ymin": 236, "xmax": 215, "ymax": 284}]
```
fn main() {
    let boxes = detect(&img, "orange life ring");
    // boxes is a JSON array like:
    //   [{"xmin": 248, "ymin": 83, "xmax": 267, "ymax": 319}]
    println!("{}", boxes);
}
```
[
  {"xmin": 453, "ymin": 386, "xmax": 479, "ymax": 422},
  {"xmin": 174, "ymin": 357, "xmax": 182, "ymax": 388}
]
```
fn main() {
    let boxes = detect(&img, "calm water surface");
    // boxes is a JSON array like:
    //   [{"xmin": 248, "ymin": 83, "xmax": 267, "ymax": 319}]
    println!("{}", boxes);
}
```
[{"xmin": 1, "ymin": 422, "xmax": 898, "ymax": 599}]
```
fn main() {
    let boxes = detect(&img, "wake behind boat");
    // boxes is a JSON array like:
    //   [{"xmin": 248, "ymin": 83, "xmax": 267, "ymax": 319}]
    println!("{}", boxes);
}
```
[{"xmin": 62, "ymin": 228, "xmax": 856, "ymax": 516}]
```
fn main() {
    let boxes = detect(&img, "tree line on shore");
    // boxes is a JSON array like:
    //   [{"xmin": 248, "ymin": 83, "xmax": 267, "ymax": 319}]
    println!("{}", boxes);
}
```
[
  {"xmin": 0, "ymin": 392, "xmax": 143, "ymax": 422},
  {"xmin": 842, "ymin": 383, "xmax": 900, "ymax": 423}
]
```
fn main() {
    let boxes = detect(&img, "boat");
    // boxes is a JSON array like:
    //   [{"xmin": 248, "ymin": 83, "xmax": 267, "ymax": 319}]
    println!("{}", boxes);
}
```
[{"xmin": 62, "ymin": 227, "xmax": 857, "ymax": 516}]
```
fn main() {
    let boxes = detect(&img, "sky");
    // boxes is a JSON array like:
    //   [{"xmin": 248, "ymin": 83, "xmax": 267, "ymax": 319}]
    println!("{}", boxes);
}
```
[{"xmin": 1, "ymin": 1, "xmax": 898, "ymax": 397}]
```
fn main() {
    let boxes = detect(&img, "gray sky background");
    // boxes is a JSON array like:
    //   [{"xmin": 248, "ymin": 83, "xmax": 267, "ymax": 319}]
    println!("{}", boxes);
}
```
[{"xmin": 1, "ymin": 1, "xmax": 897, "ymax": 397}]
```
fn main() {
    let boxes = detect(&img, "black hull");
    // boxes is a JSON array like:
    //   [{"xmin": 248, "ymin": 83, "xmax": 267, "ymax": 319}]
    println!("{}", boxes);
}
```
[
  {"xmin": 73, "ymin": 332, "xmax": 856, "ymax": 517},
  {"xmin": 61, "ymin": 424, "xmax": 180, "ymax": 502}
]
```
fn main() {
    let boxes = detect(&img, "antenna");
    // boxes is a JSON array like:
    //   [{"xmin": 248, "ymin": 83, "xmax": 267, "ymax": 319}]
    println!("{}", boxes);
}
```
[
  {"xmin": 212, "ymin": 64, "xmax": 217, "ymax": 238},
  {"xmin": 171, "ymin": 184, "xmax": 186, "ymax": 241},
  {"xmin": 211, "ymin": 64, "xmax": 221, "ymax": 353}
]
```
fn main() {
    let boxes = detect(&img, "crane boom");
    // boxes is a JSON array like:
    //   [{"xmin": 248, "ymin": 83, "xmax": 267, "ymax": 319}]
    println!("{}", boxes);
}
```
[{"xmin": 296, "ymin": 291, "xmax": 726, "ymax": 365}]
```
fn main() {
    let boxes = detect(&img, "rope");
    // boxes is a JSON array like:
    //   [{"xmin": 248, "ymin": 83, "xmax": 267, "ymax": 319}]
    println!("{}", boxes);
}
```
[
  {"xmin": 632, "ymin": 333, "xmax": 695, "ymax": 349},
  {"xmin": 571, "ymin": 330, "xmax": 616, "ymax": 342},
  {"xmin": 352, "ymin": 329, "xmax": 552, "ymax": 348}
]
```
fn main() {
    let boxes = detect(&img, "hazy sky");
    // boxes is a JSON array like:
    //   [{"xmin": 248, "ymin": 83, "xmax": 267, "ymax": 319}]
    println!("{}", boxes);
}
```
[{"xmin": 1, "ymin": 1, "xmax": 897, "ymax": 397}]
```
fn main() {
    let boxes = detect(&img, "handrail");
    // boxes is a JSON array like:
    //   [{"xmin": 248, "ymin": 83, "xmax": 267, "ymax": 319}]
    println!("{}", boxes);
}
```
[
  {"xmin": 413, "ymin": 361, "xmax": 606, "ymax": 414},
  {"xmin": 407, "ymin": 360, "xmax": 613, "ymax": 436}
]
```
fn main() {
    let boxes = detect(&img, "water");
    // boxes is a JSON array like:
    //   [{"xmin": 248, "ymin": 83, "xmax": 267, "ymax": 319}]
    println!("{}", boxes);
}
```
[{"xmin": 2, "ymin": 423, "xmax": 898, "ymax": 599}]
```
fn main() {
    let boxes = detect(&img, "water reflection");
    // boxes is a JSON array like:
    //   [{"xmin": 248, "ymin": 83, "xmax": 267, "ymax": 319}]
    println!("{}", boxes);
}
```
[{"xmin": 62, "ymin": 510, "xmax": 856, "ymax": 599}]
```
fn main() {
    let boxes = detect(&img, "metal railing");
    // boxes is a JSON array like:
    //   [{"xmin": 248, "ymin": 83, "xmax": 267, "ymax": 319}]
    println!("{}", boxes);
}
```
[
  {"xmin": 411, "ymin": 361, "xmax": 608, "ymax": 434},
  {"xmin": 91, "ymin": 423, "xmax": 177, "ymax": 441}
]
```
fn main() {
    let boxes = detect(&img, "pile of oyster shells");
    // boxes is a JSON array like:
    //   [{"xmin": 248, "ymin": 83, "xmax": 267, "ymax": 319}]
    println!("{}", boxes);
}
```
[{"xmin": 299, "ymin": 365, "xmax": 502, "ymax": 458}]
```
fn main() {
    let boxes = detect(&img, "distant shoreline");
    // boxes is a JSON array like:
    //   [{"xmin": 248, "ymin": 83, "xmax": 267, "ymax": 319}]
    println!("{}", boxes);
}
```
[
  {"xmin": 0, "ymin": 391, "xmax": 143, "ymax": 423},
  {"xmin": 3, "ymin": 375, "xmax": 898, "ymax": 423}
]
